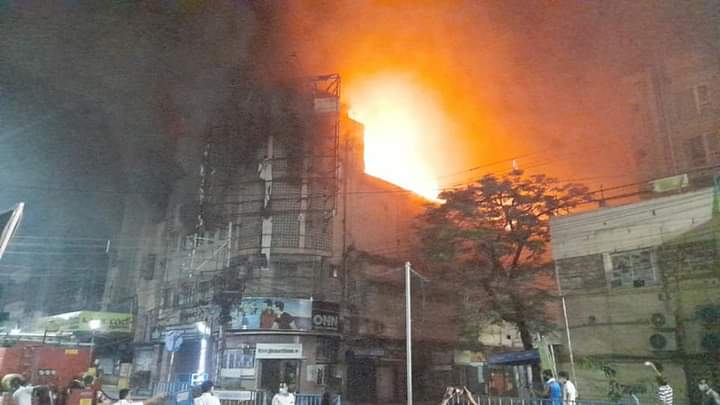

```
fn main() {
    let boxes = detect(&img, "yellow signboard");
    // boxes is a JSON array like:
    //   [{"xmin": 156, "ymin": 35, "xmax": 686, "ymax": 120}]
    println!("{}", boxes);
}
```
[{"xmin": 41, "ymin": 311, "xmax": 133, "ymax": 333}]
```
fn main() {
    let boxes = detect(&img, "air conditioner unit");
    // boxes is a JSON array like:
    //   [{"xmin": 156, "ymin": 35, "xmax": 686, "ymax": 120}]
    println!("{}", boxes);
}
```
[
  {"xmin": 650, "ymin": 312, "xmax": 676, "ymax": 329},
  {"xmin": 648, "ymin": 332, "xmax": 677, "ymax": 352}
]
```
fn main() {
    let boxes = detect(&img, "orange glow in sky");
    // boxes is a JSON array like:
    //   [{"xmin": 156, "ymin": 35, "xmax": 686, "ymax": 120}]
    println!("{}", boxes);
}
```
[{"xmin": 348, "ymin": 74, "xmax": 447, "ymax": 200}]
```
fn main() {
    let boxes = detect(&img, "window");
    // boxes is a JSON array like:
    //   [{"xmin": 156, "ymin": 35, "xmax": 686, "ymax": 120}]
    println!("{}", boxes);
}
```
[
  {"xmin": 177, "ymin": 284, "xmax": 193, "ymax": 307},
  {"xmin": 223, "ymin": 347, "xmax": 255, "ymax": 369},
  {"xmin": 684, "ymin": 136, "xmax": 707, "ymax": 168},
  {"xmin": 676, "ymin": 84, "xmax": 713, "ymax": 120},
  {"xmin": 141, "ymin": 254, "xmax": 156, "ymax": 281},
  {"xmin": 161, "ymin": 288, "xmax": 173, "ymax": 308},
  {"xmin": 696, "ymin": 85, "xmax": 712, "ymax": 115},
  {"xmin": 682, "ymin": 132, "xmax": 720, "ymax": 168},
  {"xmin": 706, "ymin": 132, "xmax": 720, "ymax": 161},
  {"xmin": 316, "ymin": 337, "xmax": 339, "ymax": 363},
  {"xmin": 198, "ymin": 281, "xmax": 211, "ymax": 304},
  {"xmin": 607, "ymin": 249, "xmax": 657, "ymax": 288}
]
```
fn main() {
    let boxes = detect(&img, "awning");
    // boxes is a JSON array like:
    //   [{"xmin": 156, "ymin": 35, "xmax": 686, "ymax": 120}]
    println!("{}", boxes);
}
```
[{"xmin": 487, "ymin": 350, "xmax": 540, "ymax": 365}]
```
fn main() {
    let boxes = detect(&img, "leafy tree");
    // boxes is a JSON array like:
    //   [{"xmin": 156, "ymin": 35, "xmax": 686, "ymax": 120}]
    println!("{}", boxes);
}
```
[{"xmin": 417, "ymin": 170, "xmax": 591, "ymax": 349}]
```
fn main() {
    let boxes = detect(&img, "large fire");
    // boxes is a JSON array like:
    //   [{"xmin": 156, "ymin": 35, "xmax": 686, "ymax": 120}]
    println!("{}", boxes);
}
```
[{"xmin": 347, "ymin": 74, "xmax": 446, "ymax": 200}]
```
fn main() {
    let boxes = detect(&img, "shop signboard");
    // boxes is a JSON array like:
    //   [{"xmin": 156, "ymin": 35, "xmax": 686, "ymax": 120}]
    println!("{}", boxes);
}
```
[
  {"xmin": 220, "ymin": 368, "xmax": 255, "ymax": 378},
  {"xmin": 255, "ymin": 343, "xmax": 303, "ymax": 359},
  {"xmin": 214, "ymin": 391, "xmax": 254, "ymax": 401},
  {"xmin": 41, "ymin": 311, "xmax": 133, "ymax": 333},
  {"xmin": 311, "ymin": 302, "xmax": 340, "ymax": 332},
  {"xmin": 151, "ymin": 324, "xmax": 203, "ymax": 342},
  {"xmin": 228, "ymin": 298, "xmax": 312, "ymax": 331},
  {"xmin": 454, "ymin": 350, "xmax": 486, "ymax": 365}
]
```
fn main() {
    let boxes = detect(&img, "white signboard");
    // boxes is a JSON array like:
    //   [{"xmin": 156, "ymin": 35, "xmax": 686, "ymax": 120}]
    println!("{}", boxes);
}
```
[
  {"xmin": 220, "ymin": 368, "xmax": 255, "ymax": 378},
  {"xmin": 214, "ymin": 391, "xmax": 254, "ymax": 401},
  {"xmin": 255, "ymin": 343, "xmax": 303, "ymax": 359}
]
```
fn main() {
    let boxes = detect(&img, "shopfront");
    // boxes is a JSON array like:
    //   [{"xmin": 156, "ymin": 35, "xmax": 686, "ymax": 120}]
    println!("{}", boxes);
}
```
[
  {"xmin": 219, "ymin": 298, "xmax": 341, "ymax": 395},
  {"xmin": 150, "ymin": 323, "xmax": 206, "ymax": 384}
]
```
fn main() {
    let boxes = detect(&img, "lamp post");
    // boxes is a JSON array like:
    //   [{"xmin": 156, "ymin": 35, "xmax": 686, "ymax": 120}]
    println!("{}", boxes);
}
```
[
  {"xmin": 404, "ymin": 262, "xmax": 429, "ymax": 405},
  {"xmin": 88, "ymin": 320, "xmax": 101, "ymax": 369},
  {"xmin": 405, "ymin": 262, "xmax": 413, "ymax": 405}
]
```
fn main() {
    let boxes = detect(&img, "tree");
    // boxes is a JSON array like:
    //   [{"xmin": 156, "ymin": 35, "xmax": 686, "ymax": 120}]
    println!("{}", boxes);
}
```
[{"xmin": 417, "ymin": 170, "xmax": 591, "ymax": 349}]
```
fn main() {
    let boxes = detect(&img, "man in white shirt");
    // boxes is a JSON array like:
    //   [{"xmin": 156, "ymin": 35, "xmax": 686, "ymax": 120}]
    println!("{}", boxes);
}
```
[
  {"xmin": 271, "ymin": 383, "xmax": 295, "ymax": 405},
  {"xmin": 558, "ymin": 371, "xmax": 577, "ymax": 404},
  {"xmin": 194, "ymin": 381, "xmax": 221, "ymax": 405},
  {"xmin": 114, "ymin": 388, "xmax": 165, "ymax": 405},
  {"xmin": 12, "ymin": 382, "xmax": 34, "ymax": 405},
  {"xmin": 699, "ymin": 379, "xmax": 720, "ymax": 405}
]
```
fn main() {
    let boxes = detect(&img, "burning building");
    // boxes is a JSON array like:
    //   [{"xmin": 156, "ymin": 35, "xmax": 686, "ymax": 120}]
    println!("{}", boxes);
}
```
[{"xmin": 104, "ymin": 72, "xmax": 456, "ymax": 401}]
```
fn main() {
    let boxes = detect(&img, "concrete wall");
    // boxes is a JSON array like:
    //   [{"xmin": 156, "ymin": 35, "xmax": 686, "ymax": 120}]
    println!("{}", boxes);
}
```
[
  {"xmin": 550, "ymin": 188, "xmax": 720, "ymax": 403},
  {"xmin": 552, "ymin": 187, "xmax": 714, "ymax": 260}
]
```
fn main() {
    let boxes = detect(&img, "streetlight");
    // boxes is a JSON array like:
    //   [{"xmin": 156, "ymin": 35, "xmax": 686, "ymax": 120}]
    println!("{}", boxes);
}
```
[
  {"xmin": 404, "ymin": 262, "xmax": 428, "ymax": 405},
  {"xmin": 88, "ymin": 320, "xmax": 101, "ymax": 369}
]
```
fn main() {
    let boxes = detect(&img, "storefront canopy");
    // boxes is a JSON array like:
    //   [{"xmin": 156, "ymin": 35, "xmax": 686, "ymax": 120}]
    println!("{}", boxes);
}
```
[
  {"xmin": 487, "ymin": 350, "xmax": 540, "ymax": 366},
  {"xmin": 40, "ymin": 311, "xmax": 132, "ymax": 334}
]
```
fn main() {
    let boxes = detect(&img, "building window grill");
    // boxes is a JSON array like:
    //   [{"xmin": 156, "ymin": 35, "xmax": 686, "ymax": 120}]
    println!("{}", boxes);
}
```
[
  {"xmin": 223, "ymin": 347, "xmax": 255, "ymax": 369},
  {"xmin": 607, "ymin": 249, "xmax": 657, "ymax": 288}
]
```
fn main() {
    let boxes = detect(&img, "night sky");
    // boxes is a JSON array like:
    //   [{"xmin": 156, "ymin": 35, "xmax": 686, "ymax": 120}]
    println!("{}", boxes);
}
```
[{"xmin": 0, "ymin": 0, "xmax": 718, "ymax": 313}]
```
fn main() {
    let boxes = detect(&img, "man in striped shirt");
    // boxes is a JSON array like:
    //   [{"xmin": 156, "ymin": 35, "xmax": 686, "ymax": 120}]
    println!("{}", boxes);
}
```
[{"xmin": 657, "ymin": 377, "xmax": 673, "ymax": 405}]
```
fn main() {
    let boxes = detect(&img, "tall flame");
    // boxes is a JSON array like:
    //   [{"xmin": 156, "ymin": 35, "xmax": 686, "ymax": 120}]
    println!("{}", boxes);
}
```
[{"xmin": 348, "ymin": 74, "xmax": 445, "ymax": 200}]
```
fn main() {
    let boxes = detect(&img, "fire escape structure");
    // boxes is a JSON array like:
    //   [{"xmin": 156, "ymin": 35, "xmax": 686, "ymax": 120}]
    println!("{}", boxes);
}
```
[{"xmin": 155, "ymin": 74, "xmax": 341, "ymax": 318}]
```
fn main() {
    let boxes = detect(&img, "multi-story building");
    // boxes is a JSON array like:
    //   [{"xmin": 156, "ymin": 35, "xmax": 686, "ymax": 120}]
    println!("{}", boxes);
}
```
[
  {"xmin": 105, "ymin": 74, "xmax": 457, "ymax": 402},
  {"xmin": 551, "ymin": 186, "xmax": 720, "ymax": 404},
  {"xmin": 626, "ymin": 49, "xmax": 720, "ymax": 186}
]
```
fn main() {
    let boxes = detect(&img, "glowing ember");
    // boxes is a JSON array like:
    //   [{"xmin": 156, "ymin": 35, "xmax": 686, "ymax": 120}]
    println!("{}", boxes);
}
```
[{"xmin": 348, "ymin": 74, "xmax": 445, "ymax": 200}]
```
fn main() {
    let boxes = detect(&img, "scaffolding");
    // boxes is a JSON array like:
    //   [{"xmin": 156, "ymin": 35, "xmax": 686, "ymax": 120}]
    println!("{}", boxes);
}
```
[{"xmin": 169, "ymin": 74, "xmax": 342, "ymax": 280}]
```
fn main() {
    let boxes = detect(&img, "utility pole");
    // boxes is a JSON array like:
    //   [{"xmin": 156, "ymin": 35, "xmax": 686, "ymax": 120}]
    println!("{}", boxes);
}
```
[
  {"xmin": 554, "ymin": 265, "xmax": 577, "ymax": 386},
  {"xmin": 405, "ymin": 261, "xmax": 413, "ymax": 405}
]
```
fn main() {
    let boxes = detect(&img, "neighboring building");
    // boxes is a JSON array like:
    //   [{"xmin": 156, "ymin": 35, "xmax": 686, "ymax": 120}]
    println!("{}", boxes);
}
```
[
  {"xmin": 626, "ymin": 50, "xmax": 720, "ymax": 186},
  {"xmin": 105, "ymin": 74, "xmax": 457, "ymax": 402},
  {"xmin": 551, "ymin": 187, "xmax": 720, "ymax": 404}
]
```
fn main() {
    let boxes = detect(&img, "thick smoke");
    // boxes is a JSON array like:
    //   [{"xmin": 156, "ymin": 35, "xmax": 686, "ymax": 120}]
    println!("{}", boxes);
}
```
[
  {"xmin": 265, "ymin": 0, "xmax": 720, "ymax": 189},
  {"xmin": 0, "ymin": 0, "xmax": 261, "ymax": 313},
  {"xmin": 0, "ymin": 1, "xmax": 717, "ymax": 313}
]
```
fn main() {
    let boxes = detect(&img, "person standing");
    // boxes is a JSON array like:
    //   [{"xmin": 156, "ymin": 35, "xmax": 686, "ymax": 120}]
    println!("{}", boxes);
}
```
[
  {"xmin": 271, "ymin": 383, "xmax": 295, "ymax": 405},
  {"xmin": 439, "ymin": 387, "xmax": 478, "ymax": 405},
  {"xmin": 558, "ymin": 371, "xmax": 577, "ymax": 404},
  {"xmin": 194, "ymin": 381, "xmax": 221, "ymax": 405},
  {"xmin": 543, "ymin": 370, "xmax": 562, "ymax": 405},
  {"xmin": 13, "ymin": 381, "xmax": 34, "ymax": 405},
  {"xmin": 657, "ymin": 377, "xmax": 673, "ymax": 405},
  {"xmin": 698, "ymin": 379, "xmax": 720, "ymax": 405},
  {"xmin": 114, "ymin": 388, "xmax": 165, "ymax": 405}
]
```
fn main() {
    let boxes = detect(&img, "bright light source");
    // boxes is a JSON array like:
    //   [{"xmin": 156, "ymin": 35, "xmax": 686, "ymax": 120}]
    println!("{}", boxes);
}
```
[
  {"xmin": 88, "ymin": 319, "xmax": 102, "ymax": 330},
  {"xmin": 196, "ymin": 321, "xmax": 210, "ymax": 335},
  {"xmin": 348, "ymin": 74, "xmax": 445, "ymax": 200},
  {"xmin": 197, "ymin": 337, "xmax": 208, "ymax": 375}
]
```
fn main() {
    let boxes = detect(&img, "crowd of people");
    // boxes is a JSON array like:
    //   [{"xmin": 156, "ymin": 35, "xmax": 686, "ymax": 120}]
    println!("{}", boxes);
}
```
[
  {"xmin": 6, "ymin": 370, "xmax": 720, "ymax": 405},
  {"xmin": 436, "ymin": 369, "xmax": 720, "ymax": 405}
]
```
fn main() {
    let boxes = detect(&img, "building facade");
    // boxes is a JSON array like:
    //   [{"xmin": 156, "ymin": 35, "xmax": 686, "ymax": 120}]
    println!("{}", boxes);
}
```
[
  {"xmin": 104, "ymin": 74, "xmax": 457, "ymax": 402},
  {"xmin": 551, "ymin": 187, "xmax": 720, "ymax": 404},
  {"xmin": 626, "ymin": 50, "xmax": 720, "ymax": 185}
]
